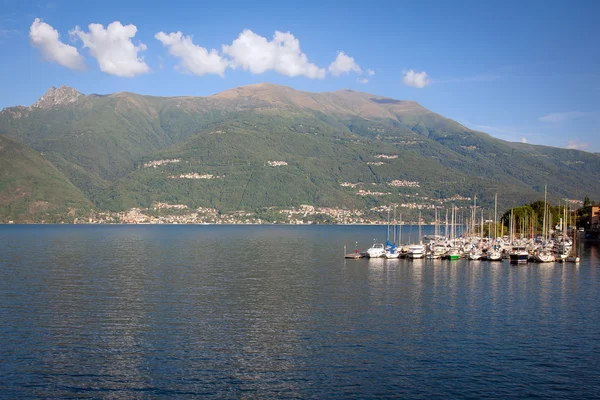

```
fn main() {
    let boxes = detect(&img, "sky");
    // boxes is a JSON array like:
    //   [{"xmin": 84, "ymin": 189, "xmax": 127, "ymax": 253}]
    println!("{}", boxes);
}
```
[{"xmin": 1, "ymin": 0, "xmax": 598, "ymax": 151}]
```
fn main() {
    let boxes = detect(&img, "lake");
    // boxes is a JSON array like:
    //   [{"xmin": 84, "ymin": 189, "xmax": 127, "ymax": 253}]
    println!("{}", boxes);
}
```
[{"xmin": 1, "ymin": 225, "xmax": 599, "ymax": 398}]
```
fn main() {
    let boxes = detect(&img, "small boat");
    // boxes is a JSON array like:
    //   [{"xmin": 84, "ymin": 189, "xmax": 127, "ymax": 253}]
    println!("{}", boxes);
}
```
[
  {"xmin": 509, "ymin": 246, "xmax": 529, "ymax": 263},
  {"xmin": 427, "ymin": 245, "xmax": 446, "ymax": 259},
  {"xmin": 366, "ymin": 243, "xmax": 386, "ymax": 258},
  {"xmin": 468, "ymin": 249, "xmax": 482, "ymax": 260},
  {"xmin": 446, "ymin": 248, "xmax": 461, "ymax": 260},
  {"xmin": 407, "ymin": 244, "xmax": 425, "ymax": 259},
  {"xmin": 384, "ymin": 246, "xmax": 401, "ymax": 258},
  {"xmin": 486, "ymin": 249, "xmax": 503, "ymax": 261},
  {"xmin": 533, "ymin": 249, "xmax": 555, "ymax": 263}
]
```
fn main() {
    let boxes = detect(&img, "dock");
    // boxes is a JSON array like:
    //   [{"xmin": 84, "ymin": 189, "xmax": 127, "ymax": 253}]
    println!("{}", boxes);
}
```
[{"xmin": 345, "ymin": 252, "xmax": 366, "ymax": 259}]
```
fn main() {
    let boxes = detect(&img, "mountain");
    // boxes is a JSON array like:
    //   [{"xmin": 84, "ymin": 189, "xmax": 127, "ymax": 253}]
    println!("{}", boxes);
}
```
[
  {"xmin": 0, "ymin": 135, "xmax": 92, "ymax": 222},
  {"xmin": 0, "ymin": 83, "xmax": 598, "ymax": 222}
]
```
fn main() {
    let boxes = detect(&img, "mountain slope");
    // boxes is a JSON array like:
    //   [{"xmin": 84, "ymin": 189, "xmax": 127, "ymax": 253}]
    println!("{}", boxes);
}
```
[
  {"xmin": 0, "ymin": 135, "xmax": 93, "ymax": 222},
  {"xmin": 0, "ymin": 83, "xmax": 598, "ymax": 220}
]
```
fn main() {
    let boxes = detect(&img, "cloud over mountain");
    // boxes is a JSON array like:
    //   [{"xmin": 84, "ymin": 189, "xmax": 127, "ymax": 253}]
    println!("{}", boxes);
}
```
[
  {"xmin": 155, "ymin": 31, "xmax": 228, "ymax": 76},
  {"xmin": 402, "ymin": 69, "xmax": 431, "ymax": 88},
  {"xmin": 29, "ymin": 18, "xmax": 85, "ymax": 70},
  {"xmin": 29, "ymin": 19, "xmax": 369, "ymax": 83},
  {"xmin": 328, "ymin": 51, "xmax": 362, "ymax": 76},
  {"xmin": 70, "ymin": 22, "xmax": 149, "ymax": 77},
  {"xmin": 222, "ymin": 29, "xmax": 326, "ymax": 79}
]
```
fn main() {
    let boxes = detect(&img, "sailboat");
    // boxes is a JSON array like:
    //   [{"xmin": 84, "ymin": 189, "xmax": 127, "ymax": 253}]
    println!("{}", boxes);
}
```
[
  {"xmin": 468, "ymin": 247, "xmax": 482, "ymax": 260},
  {"xmin": 566, "ymin": 210, "xmax": 580, "ymax": 263},
  {"xmin": 508, "ymin": 208, "xmax": 529, "ymax": 263},
  {"xmin": 384, "ymin": 207, "xmax": 401, "ymax": 258},
  {"xmin": 534, "ymin": 186, "xmax": 555, "ymax": 262},
  {"xmin": 486, "ymin": 193, "xmax": 503, "ymax": 261},
  {"xmin": 407, "ymin": 211, "xmax": 425, "ymax": 259},
  {"xmin": 554, "ymin": 202, "xmax": 570, "ymax": 262}
]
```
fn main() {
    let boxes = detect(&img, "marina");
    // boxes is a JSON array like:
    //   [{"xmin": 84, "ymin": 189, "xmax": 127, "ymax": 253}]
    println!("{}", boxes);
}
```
[
  {"xmin": 346, "ymin": 191, "xmax": 592, "ymax": 264},
  {"xmin": 344, "ymin": 233, "xmax": 586, "ymax": 263}
]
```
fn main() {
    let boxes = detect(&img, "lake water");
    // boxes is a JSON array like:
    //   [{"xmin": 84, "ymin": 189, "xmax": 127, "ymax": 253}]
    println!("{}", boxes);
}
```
[{"xmin": 1, "ymin": 225, "xmax": 599, "ymax": 398}]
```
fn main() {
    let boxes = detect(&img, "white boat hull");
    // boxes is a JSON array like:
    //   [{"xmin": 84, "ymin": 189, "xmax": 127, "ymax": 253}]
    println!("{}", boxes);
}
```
[
  {"xmin": 408, "ymin": 253, "xmax": 424, "ymax": 259},
  {"xmin": 534, "ymin": 252, "xmax": 555, "ymax": 263},
  {"xmin": 486, "ymin": 251, "xmax": 502, "ymax": 261}
]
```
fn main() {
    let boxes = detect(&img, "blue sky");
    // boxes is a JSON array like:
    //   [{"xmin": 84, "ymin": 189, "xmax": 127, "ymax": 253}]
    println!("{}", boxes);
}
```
[{"xmin": 1, "ymin": 0, "xmax": 598, "ymax": 151}]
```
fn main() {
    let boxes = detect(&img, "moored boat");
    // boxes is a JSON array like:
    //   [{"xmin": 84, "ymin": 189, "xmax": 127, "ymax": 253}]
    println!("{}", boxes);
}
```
[
  {"xmin": 407, "ymin": 244, "xmax": 425, "ymax": 259},
  {"xmin": 384, "ymin": 246, "xmax": 401, "ymax": 258},
  {"xmin": 533, "ymin": 249, "xmax": 555, "ymax": 263},
  {"xmin": 468, "ymin": 249, "xmax": 482, "ymax": 260},
  {"xmin": 446, "ymin": 248, "xmax": 461, "ymax": 260},
  {"xmin": 509, "ymin": 246, "xmax": 529, "ymax": 263},
  {"xmin": 486, "ymin": 249, "xmax": 503, "ymax": 261},
  {"xmin": 366, "ymin": 243, "xmax": 385, "ymax": 258}
]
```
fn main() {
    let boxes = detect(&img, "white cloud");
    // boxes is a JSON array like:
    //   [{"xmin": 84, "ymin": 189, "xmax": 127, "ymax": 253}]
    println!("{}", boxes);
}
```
[
  {"xmin": 566, "ymin": 140, "xmax": 589, "ymax": 150},
  {"xmin": 539, "ymin": 111, "xmax": 594, "ymax": 123},
  {"xmin": 402, "ymin": 69, "xmax": 431, "ymax": 88},
  {"xmin": 70, "ymin": 21, "xmax": 149, "ymax": 77},
  {"xmin": 222, "ymin": 29, "xmax": 325, "ymax": 79},
  {"xmin": 521, "ymin": 137, "xmax": 528, "ymax": 143},
  {"xmin": 155, "ymin": 31, "xmax": 228, "ymax": 77},
  {"xmin": 357, "ymin": 77, "xmax": 369, "ymax": 84},
  {"xmin": 29, "ymin": 18, "xmax": 85, "ymax": 70},
  {"xmin": 367, "ymin": 68, "xmax": 375, "ymax": 76},
  {"xmin": 328, "ymin": 51, "xmax": 362, "ymax": 76}
]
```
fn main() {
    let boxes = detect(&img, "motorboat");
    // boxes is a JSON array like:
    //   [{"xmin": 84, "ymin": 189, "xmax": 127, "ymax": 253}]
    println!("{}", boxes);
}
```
[
  {"xmin": 407, "ymin": 244, "xmax": 425, "ymax": 259},
  {"xmin": 366, "ymin": 243, "xmax": 385, "ymax": 258},
  {"xmin": 509, "ymin": 246, "xmax": 529, "ymax": 263},
  {"xmin": 533, "ymin": 249, "xmax": 555, "ymax": 263},
  {"xmin": 445, "ymin": 248, "xmax": 461, "ymax": 260}
]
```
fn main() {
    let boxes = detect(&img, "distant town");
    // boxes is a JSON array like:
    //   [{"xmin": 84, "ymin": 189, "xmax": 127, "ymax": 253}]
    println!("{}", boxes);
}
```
[
  {"xmin": 66, "ymin": 202, "xmax": 466, "ymax": 225},
  {"xmin": 46, "ymin": 198, "xmax": 582, "ymax": 225}
]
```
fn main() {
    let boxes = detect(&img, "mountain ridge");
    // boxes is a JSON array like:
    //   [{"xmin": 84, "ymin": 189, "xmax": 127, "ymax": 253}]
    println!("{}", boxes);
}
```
[{"xmin": 0, "ymin": 83, "xmax": 598, "ymax": 222}]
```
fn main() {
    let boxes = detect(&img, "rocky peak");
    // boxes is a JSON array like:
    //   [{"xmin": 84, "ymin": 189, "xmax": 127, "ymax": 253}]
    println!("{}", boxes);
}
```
[{"xmin": 32, "ymin": 86, "xmax": 84, "ymax": 109}]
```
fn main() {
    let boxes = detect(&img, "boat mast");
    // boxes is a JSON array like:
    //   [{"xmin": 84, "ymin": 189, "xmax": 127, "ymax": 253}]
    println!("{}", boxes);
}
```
[
  {"xmin": 452, "ymin": 205, "xmax": 456, "ymax": 241},
  {"xmin": 543, "ymin": 184, "xmax": 547, "ymax": 242},
  {"xmin": 418, "ymin": 211, "xmax": 422, "ymax": 244},
  {"xmin": 508, "ymin": 208, "xmax": 514, "ymax": 244},
  {"xmin": 481, "ymin": 208, "xmax": 484, "ymax": 239},
  {"xmin": 563, "ymin": 201, "xmax": 567, "ymax": 238},
  {"xmin": 473, "ymin": 195, "xmax": 477, "ymax": 238},
  {"xmin": 494, "ymin": 193, "xmax": 498, "ymax": 240},
  {"xmin": 393, "ymin": 205, "xmax": 397, "ymax": 245},
  {"xmin": 386, "ymin": 208, "xmax": 390, "ymax": 244},
  {"xmin": 399, "ymin": 213, "xmax": 403, "ymax": 245},
  {"xmin": 445, "ymin": 208, "xmax": 448, "ymax": 239}
]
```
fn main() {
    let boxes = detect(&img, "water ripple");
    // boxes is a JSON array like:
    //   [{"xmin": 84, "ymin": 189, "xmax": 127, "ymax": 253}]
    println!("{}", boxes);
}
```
[{"xmin": 0, "ymin": 225, "xmax": 599, "ymax": 398}]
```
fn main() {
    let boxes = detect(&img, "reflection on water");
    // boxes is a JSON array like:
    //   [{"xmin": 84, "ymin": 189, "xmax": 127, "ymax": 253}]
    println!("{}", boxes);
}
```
[{"xmin": 0, "ymin": 225, "xmax": 599, "ymax": 398}]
